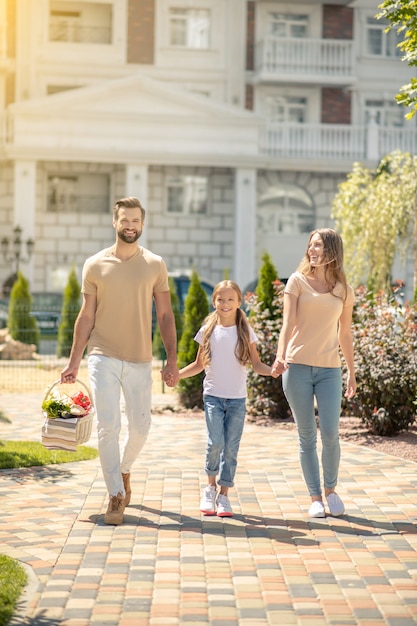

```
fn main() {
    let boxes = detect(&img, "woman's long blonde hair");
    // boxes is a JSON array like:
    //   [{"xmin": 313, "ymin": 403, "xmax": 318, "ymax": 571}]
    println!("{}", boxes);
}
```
[
  {"xmin": 200, "ymin": 280, "xmax": 252, "ymax": 368},
  {"xmin": 297, "ymin": 228, "xmax": 348, "ymax": 300}
]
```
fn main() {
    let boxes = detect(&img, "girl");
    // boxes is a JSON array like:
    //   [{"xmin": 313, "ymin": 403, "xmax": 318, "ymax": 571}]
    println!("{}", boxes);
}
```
[
  {"xmin": 179, "ymin": 280, "xmax": 273, "ymax": 517},
  {"xmin": 272, "ymin": 229, "xmax": 356, "ymax": 518}
]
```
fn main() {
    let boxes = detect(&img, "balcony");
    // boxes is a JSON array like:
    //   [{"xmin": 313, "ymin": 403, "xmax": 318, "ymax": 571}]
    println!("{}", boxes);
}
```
[
  {"xmin": 259, "ymin": 123, "xmax": 417, "ymax": 163},
  {"xmin": 255, "ymin": 36, "xmax": 355, "ymax": 85}
]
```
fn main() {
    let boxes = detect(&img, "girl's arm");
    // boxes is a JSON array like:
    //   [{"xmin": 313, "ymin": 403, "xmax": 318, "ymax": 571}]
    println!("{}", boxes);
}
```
[
  {"xmin": 338, "ymin": 303, "xmax": 357, "ymax": 399},
  {"xmin": 178, "ymin": 345, "xmax": 205, "ymax": 380},
  {"xmin": 249, "ymin": 342, "xmax": 273, "ymax": 376},
  {"xmin": 271, "ymin": 292, "xmax": 297, "ymax": 377}
]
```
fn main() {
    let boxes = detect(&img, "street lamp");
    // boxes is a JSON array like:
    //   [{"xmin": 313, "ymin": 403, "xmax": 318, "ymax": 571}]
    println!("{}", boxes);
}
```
[{"xmin": 1, "ymin": 225, "xmax": 35, "ymax": 274}]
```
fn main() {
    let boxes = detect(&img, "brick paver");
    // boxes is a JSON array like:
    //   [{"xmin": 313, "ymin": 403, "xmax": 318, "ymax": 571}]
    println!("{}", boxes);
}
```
[{"xmin": 1, "ymin": 391, "xmax": 417, "ymax": 625}]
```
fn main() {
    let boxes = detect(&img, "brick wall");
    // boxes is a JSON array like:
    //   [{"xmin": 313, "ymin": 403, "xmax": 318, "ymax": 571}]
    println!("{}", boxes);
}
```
[
  {"xmin": 245, "ymin": 84, "xmax": 254, "ymax": 111},
  {"xmin": 322, "ymin": 5, "xmax": 353, "ymax": 40},
  {"xmin": 246, "ymin": 1, "xmax": 255, "ymax": 71},
  {"xmin": 321, "ymin": 88, "xmax": 351, "ymax": 124},
  {"xmin": 127, "ymin": 0, "xmax": 155, "ymax": 64}
]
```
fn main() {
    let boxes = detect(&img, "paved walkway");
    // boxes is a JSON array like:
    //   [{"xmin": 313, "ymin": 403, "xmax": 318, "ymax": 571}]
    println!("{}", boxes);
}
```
[{"xmin": 1, "ymin": 389, "xmax": 417, "ymax": 626}]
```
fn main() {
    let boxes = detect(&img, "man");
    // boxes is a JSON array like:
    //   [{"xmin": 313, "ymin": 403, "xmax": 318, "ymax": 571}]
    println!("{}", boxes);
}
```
[{"xmin": 61, "ymin": 197, "xmax": 179, "ymax": 525}]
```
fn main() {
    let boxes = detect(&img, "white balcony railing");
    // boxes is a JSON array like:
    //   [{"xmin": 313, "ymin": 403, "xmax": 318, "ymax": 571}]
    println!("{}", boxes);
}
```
[
  {"xmin": 260, "ymin": 123, "xmax": 417, "ymax": 162},
  {"xmin": 255, "ymin": 36, "xmax": 354, "ymax": 81}
]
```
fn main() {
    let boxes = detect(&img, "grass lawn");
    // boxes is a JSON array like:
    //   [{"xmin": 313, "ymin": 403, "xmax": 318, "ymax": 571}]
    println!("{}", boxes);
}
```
[{"xmin": 0, "ymin": 555, "xmax": 28, "ymax": 626}]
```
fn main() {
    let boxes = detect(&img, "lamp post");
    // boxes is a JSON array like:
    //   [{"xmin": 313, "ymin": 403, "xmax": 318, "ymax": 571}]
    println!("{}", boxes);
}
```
[{"xmin": 1, "ymin": 225, "xmax": 35, "ymax": 274}]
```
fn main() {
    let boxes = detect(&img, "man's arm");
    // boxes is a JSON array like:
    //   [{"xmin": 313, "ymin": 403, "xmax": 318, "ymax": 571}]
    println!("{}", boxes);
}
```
[
  {"xmin": 154, "ymin": 290, "xmax": 179, "ymax": 387},
  {"xmin": 61, "ymin": 293, "xmax": 97, "ymax": 382}
]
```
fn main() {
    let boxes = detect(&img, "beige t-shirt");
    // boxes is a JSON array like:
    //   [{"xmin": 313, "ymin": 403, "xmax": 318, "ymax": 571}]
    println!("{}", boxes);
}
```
[
  {"xmin": 82, "ymin": 245, "xmax": 169, "ymax": 362},
  {"xmin": 285, "ymin": 272, "xmax": 355, "ymax": 368}
]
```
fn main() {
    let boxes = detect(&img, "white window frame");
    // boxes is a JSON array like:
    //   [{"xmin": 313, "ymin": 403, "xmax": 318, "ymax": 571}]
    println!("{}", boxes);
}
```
[
  {"xmin": 266, "ymin": 95, "xmax": 307, "ymax": 123},
  {"xmin": 166, "ymin": 175, "xmax": 209, "ymax": 215},
  {"xmin": 168, "ymin": 7, "xmax": 211, "ymax": 49},
  {"xmin": 47, "ymin": 173, "xmax": 110, "ymax": 213},
  {"xmin": 365, "ymin": 17, "xmax": 402, "ymax": 58},
  {"xmin": 365, "ymin": 99, "xmax": 404, "ymax": 128},
  {"xmin": 268, "ymin": 12, "xmax": 308, "ymax": 38}
]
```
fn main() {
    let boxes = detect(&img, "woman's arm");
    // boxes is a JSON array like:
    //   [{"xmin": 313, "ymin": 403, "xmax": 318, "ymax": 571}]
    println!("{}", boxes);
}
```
[
  {"xmin": 249, "ymin": 342, "xmax": 273, "ymax": 376},
  {"xmin": 178, "ymin": 345, "xmax": 205, "ymax": 379},
  {"xmin": 271, "ymin": 292, "xmax": 297, "ymax": 377},
  {"xmin": 338, "ymin": 303, "xmax": 357, "ymax": 398}
]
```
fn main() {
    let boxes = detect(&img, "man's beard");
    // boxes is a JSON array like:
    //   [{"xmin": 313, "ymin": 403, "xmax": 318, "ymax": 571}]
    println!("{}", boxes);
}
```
[{"xmin": 117, "ymin": 228, "xmax": 141, "ymax": 244}]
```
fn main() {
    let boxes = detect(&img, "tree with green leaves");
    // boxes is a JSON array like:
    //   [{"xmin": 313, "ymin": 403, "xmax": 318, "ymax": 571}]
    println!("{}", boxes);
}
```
[
  {"xmin": 331, "ymin": 150, "xmax": 417, "ymax": 296},
  {"xmin": 256, "ymin": 252, "xmax": 280, "ymax": 314},
  {"xmin": 177, "ymin": 270, "xmax": 209, "ymax": 409},
  {"xmin": 7, "ymin": 271, "xmax": 40, "ymax": 348},
  {"xmin": 57, "ymin": 268, "xmax": 81, "ymax": 358},
  {"xmin": 377, "ymin": 0, "xmax": 417, "ymax": 119},
  {"xmin": 246, "ymin": 254, "xmax": 290, "ymax": 420},
  {"xmin": 152, "ymin": 275, "xmax": 183, "ymax": 359}
]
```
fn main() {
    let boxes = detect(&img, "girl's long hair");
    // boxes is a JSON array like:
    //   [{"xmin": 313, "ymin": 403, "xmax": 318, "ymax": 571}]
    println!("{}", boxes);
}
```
[
  {"xmin": 297, "ymin": 228, "xmax": 348, "ymax": 300},
  {"xmin": 200, "ymin": 280, "xmax": 252, "ymax": 367}
]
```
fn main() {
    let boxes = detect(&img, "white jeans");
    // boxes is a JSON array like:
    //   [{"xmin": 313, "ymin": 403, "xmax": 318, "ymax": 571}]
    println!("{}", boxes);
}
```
[{"xmin": 88, "ymin": 355, "xmax": 152, "ymax": 497}]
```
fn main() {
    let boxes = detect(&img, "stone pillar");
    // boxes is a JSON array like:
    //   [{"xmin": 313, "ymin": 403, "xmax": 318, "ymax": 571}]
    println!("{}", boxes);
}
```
[
  {"xmin": 233, "ymin": 168, "xmax": 256, "ymax": 289},
  {"xmin": 13, "ymin": 160, "xmax": 36, "ymax": 285},
  {"xmin": 125, "ymin": 164, "xmax": 149, "ymax": 247}
]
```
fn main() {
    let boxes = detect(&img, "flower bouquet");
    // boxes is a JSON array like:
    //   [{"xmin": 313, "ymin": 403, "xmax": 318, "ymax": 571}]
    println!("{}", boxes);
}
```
[{"xmin": 41, "ymin": 379, "xmax": 95, "ymax": 451}]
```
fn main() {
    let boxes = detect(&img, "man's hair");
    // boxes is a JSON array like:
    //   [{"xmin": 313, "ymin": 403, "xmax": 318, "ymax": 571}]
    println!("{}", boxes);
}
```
[{"xmin": 113, "ymin": 197, "xmax": 146, "ymax": 220}]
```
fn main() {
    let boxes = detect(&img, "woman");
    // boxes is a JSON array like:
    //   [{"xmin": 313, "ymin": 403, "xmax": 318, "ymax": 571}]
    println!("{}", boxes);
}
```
[{"xmin": 272, "ymin": 229, "xmax": 356, "ymax": 518}]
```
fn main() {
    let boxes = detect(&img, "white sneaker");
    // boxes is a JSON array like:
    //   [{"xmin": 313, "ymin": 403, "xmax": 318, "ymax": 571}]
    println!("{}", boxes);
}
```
[
  {"xmin": 326, "ymin": 493, "xmax": 345, "ymax": 516},
  {"xmin": 200, "ymin": 485, "xmax": 217, "ymax": 515},
  {"xmin": 308, "ymin": 500, "xmax": 326, "ymax": 518},
  {"xmin": 216, "ymin": 493, "xmax": 233, "ymax": 517}
]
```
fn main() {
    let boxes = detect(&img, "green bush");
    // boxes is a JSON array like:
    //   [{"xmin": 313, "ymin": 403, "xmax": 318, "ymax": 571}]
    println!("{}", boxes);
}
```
[
  {"xmin": 153, "ymin": 276, "xmax": 183, "ymax": 359},
  {"xmin": 177, "ymin": 270, "xmax": 209, "ymax": 409},
  {"xmin": 245, "ymin": 254, "xmax": 290, "ymax": 420},
  {"xmin": 57, "ymin": 267, "xmax": 81, "ymax": 358},
  {"xmin": 7, "ymin": 271, "xmax": 40, "ymax": 349},
  {"xmin": 342, "ymin": 286, "xmax": 417, "ymax": 435}
]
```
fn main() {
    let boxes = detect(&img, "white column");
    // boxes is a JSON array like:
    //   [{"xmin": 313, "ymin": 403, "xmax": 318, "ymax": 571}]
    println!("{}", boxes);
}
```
[
  {"xmin": 233, "ymin": 168, "xmax": 257, "ymax": 289},
  {"xmin": 13, "ymin": 160, "xmax": 36, "ymax": 285},
  {"xmin": 366, "ymin": 111, "xmax": 379, "ymax": 161},
  {"xmin": 125, "ymin": 164, "xmax": 149, "ymax": 247}
]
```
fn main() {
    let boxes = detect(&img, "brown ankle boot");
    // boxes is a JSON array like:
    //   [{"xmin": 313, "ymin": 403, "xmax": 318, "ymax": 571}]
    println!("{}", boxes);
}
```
[
  {"xmin": 122, "ymin": 472, "xmax": 131, "ymax": 506},
  {"xmin": 104, "ymin": 492, "xmax": 125, "ymax": 525}
]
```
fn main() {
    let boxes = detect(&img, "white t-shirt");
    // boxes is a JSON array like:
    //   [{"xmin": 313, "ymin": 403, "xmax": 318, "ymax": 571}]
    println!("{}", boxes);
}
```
[{"xmin": 195, "ymin": 324, "xmax": 258, "ymax": 399}]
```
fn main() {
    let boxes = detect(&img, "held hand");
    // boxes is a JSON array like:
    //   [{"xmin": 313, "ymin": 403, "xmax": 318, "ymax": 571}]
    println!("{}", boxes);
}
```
[
  {"xmin": 271, "ymin": 357, "xmax": 288, "ymax": 378},
  {"xmin": 161, "ymin": 363, "xmax": 180, "ymax": 387}
]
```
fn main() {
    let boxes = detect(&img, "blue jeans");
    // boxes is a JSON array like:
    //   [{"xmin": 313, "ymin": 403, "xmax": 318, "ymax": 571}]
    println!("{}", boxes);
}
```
[
  {"xmin": 282, "ymin": 364, "xmax": 342, "ymax": 497},
  {"xmin": 203, "ymin": 395, "xmax": 246, "ymax": 488},
  {"xmin": 88, "ymin": 355, "xmax": 152, "ymax": 497}
]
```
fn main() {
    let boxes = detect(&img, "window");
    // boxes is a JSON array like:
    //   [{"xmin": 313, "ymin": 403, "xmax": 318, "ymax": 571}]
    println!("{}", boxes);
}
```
[
  {"xmin": 365, "ymin": 100, "xmax": 404, "ymax": 127},
  {"xmin": 49, "ymin": 2, "xmax": 112, "ymax": 44},
  {"xmin": 166, "ymin": 176, "xmax": 208, "ymax": 214},
  {"xmin": 257, "ymin": 184, "xmax": 314, "ymax": 235},
  {"xmin": 267, "ymin": 96, "xmax": 307, "ymax": 123},
  {"xmin": 269, "ymin": 13, "xmax": 308, "ymax": 38},
  {"xmin": 366, "ymin": 17, "xmax": 402, "ymax": 57},
  {"xmin": 169, "ymin": 8, "xmax": 210, "ymax": 49},
  {"xmin": 47, "ymin": 174, "xmax": 110, "ymax": 213}
]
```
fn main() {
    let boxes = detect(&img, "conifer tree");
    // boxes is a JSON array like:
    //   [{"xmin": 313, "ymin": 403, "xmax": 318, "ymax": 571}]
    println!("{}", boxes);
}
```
[
  {"xmin": 57, "ymin": 268, "xmax": 81, "ymax": 358},
  {"xmin": 152, "ymin": 275, "xmax": 183, "ymax": 359},
  {"xmin": 7, "ymin": 271, "xmax": 40, "ymax": 349},
  {"xmin": 177, "ymin": 270, "xmax": 209, "ymax": 409}
]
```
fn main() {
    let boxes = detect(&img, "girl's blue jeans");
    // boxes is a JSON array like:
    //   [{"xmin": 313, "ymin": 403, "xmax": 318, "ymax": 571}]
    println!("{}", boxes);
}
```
[
  {"xmin": 203, "ymin": 395, "xmax": 246, "ymax": 488},
  {"xmin": 282, "ymin": 364, "xmax": 342, "ymax": 497},
  {"xmin": 88, "ymin": 355, "xmax": 152, "ymax": 497}
]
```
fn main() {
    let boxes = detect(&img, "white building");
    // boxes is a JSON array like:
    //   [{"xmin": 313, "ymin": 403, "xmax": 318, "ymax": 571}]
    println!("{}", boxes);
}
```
[{"xmin": 0, "ymin": 0, "xmax": 415, "ymax": 299}]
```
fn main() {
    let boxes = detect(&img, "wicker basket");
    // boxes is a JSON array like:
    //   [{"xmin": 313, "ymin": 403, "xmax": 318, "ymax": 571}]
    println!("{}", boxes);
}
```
[{"xmin": 41, "ymin": 378, "xmax": 95, "ymax": 451}]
